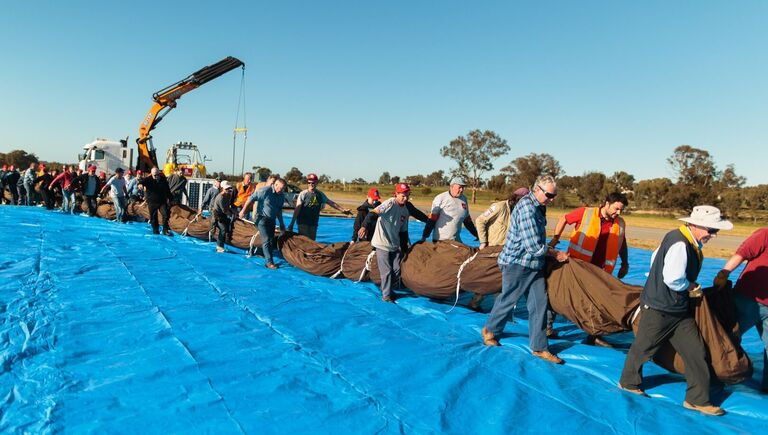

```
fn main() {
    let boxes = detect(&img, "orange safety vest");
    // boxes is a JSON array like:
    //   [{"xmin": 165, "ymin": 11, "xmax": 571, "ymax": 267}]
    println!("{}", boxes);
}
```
[
  {"xmin": 567, "ymin": 207, "xmax": 625, "ymax": 273},
  {"xmin": 234, "ymin": 182, "xmax": 255, "ymax": 207}
]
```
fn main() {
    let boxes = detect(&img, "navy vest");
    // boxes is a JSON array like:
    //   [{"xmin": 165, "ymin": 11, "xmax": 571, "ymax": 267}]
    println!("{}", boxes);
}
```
[{"xmin": 641, "ymin": 229, "xmax": 702, "ymax": 314}]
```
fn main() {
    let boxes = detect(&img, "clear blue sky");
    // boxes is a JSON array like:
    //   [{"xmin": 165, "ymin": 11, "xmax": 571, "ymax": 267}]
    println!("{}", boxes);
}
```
[{"xmin": 1, "ymin": 1, "xmax": 766, "ymax": 185}]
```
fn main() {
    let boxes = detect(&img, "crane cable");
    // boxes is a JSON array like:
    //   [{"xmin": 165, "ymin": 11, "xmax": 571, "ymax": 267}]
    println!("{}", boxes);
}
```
[{"xmin": 232, "ymin": 67, "xmax": 248, "ymax": 175}]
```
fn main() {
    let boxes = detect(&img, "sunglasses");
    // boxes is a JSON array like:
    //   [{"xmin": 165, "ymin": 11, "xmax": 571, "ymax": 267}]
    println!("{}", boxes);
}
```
[
  {"xmin": 537, "ymin": 185, "xmax": 557, "ymax": 199},
  {"xmin": 707, "ymin": 228, "xmax": 719, "ymax": 235}
]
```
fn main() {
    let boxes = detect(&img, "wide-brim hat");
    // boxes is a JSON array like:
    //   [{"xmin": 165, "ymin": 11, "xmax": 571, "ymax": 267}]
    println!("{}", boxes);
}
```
[
  {"xmin": 220, "ymin": 180, "xmax": 233, "ymax": 190},
  {"xmin": 678, "ymin": 205, "xmax": 733, "ymax": 230}
]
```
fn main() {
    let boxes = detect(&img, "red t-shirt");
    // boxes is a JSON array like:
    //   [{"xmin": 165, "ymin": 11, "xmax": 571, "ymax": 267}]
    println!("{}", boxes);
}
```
[
  {"xmin": 565, "ymin": 207, "xmax": 618, "ymax": 269},
  {"xmin": 735, "ymin": 228, "xmax": 768, "ymax": 305}
]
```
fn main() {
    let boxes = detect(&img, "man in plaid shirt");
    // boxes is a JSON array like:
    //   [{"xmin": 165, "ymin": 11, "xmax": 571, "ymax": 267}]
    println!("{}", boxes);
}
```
[{"xmin": 481, "ymin": 175, "xmax": 569, "ymax": 364}]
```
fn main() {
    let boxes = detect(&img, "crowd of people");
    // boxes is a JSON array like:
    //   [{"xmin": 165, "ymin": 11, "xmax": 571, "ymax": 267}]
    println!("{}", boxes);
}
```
[
  {"xmin": 2, "ymin": 163, "xmax": 766, "ymax": 416},
  {"xmin": 0, "ymin": 163, "xmax": 189, "ymax": 218}
]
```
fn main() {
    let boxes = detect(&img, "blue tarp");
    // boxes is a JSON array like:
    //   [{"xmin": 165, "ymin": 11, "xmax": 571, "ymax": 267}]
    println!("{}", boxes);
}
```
[{"xmin": 1, "ymin": 206, "xmax": 765, "ymax": 433}]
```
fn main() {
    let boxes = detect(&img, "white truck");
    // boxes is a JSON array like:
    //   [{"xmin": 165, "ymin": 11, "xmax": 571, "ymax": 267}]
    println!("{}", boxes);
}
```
[{"xmin": 78, "ymin": 137, "xmax": 133, "ymax": 175}]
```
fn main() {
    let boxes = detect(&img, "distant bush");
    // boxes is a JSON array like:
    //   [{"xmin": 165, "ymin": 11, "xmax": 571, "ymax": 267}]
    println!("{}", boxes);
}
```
[{"xmin": 421, "ymin": 187, "xmax": 432, "ymax": 195}]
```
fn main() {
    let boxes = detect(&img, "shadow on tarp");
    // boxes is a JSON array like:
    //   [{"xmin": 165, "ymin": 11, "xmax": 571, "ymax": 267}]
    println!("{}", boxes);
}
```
[{"xmin": 0, "ymin": 206, "xmax": 765, "ymax": 434}]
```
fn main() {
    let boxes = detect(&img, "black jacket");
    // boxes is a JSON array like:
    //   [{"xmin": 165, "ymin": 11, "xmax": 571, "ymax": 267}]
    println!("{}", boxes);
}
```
[
  {"xmin": 139, "ymin": 175, "xmax": 173, "ymax": 204},
  {"xmin": 352, "ymin": 199, "xmax": 381, "ymax": 241},
  {"xmin": 168, "ymin": 174, "xmax": 188, "ymax": 196},
  {"xmin": 74, "ymin": 173, "xmax": 104, "ymax": 196},
  {"xmin": 3, "ymin": 170, "xmax": 20, "ymax": 186},
  {"xmin": 35, "ymin": 173, "xmax": 54, "ymax": 190}
]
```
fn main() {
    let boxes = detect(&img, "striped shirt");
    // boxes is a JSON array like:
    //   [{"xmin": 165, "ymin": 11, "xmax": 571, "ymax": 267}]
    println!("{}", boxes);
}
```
[{"xmin": 498, "ymin": 192, "xmax": 548, "ymax": 270}]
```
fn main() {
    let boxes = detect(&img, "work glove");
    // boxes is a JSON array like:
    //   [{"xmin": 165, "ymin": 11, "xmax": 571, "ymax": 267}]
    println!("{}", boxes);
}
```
[
  {"xmin": 687, "ymin": 283, "xmax": 703, "ymax": 298},
  {"xmin": 617, "ymin": 263, "xmax": 629, "ymax": 279},
  {"xmin": 713, "ymin": 269, "xmax": 730, "ymax": 290},
  {"xmin": 548, "ymin": 235, "xmax": 560, "ymax": 248}
]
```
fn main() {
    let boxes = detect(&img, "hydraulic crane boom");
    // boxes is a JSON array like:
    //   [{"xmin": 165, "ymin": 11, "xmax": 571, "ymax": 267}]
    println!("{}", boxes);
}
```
[{"xmin": 136, "ymin": 56, "xmax": 245, "ymax": 172}]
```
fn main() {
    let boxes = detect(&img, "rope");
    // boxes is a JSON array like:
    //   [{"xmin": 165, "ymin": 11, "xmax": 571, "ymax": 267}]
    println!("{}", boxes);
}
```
[
  {"xmin": 247, "ymin": 230, "xmax": 261, "ymax": 258},
  {"xmin": 358, "ymin": 250, "xmax": 376, "ymax": 282},
  {"xmin": 330, "ymin": 243, "xmax": 352, "ymax": 279},
  {"xmin": 447, "ymin": 252, "xmax": 479, "ymax": 312},
  {"xmin": 232, "ymin": 68, "xmax": 248, "ymax": 175},
  {"xmin": 629, "ymin": 305, "xmax": 642, "ymax": 326},
  {"xmin": 181, "ymin": 214, "xmax": 200, "ymax": 237}
]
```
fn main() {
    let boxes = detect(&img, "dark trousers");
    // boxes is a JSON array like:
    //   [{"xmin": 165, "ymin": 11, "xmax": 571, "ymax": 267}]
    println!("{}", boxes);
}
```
[
  {"xmin": 216, "ymin": 215, "xmax": 231, "ymax": 248},
  {"xmin": 257, "ymin": 217, "xmax": 276, "ymax": 265},
  {"xmin": 8, "ymin": 185, "xmax": 18, "ymax": 205},
  {"xmin": 40, "ymin": 188, "xmax": 54, "ymax": 210},
  {"xmin": 298, "ymin": 224, "xmax": 318, "ymax": 241},
  {"xmin": 484, "ymin": 263, "xmax": 549, "ymax": 352},
  {"xmin": 148, "ymin": 201, "xmax": 170, "ymax": 234},
  {"xmin": 376, "ymin": 249, "xmax": 402, "ymax": 299},
  {"xmin": 620, "ymin": 306, "xmax": 711, "ymax": 405},
  {"xmin": 85, "ymin": 195, "xmax": 98, "ymax": 216}
]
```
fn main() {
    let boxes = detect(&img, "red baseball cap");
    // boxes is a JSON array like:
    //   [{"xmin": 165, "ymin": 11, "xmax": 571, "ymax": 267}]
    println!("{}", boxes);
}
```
[
  {"xmin": 88, "ymin": 165, "xmax": 97, "ymax": 171},
  {"xmin": 136, "ymin": 169, "xmax": 143, "ymax": 175},
  {"xmin": 395, "ymin": 183, "xmax": 410, "ymax": 194},
  {"xmin": 307, "ymin": 173, "xmax": 319, "ymax": 183},
  {"xmin": 367, "ymin": 188, "xmax": 380, "ymax": 200}
]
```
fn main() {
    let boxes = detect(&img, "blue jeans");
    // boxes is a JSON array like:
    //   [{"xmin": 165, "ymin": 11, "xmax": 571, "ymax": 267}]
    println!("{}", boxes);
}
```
[
  {"xmin": 23, "ymin": 181, "xmax": 34, "ymax": 205},
  {"xmin": 484, "ymin": 263, "xmax": 548, "ymax": 352},
  {"xmin": 112, "ymin": 195, "xmax": 127, "ymax": 222},
  {"xmin": 61, "ymin": 190, "xmax": 75, "ymax": 213},
  {"xmin": 734, "ymin": 293, "xmax": 768, "ymax": 390},
  {"xmin": 257, "ymin": 217, "xmax": 276, "ymax": 265}
]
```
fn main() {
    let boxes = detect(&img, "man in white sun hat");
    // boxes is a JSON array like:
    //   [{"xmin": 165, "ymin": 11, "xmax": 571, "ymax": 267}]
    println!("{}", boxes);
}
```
[{"xmin": 619, "ymin": 205, "xmax": 732, "ymax": 416}]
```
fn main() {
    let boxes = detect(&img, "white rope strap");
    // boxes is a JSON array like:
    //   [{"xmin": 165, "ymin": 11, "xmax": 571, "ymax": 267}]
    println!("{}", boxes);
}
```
[
  {"xmin": 247, "ymin": 230, "xmax": 261, "ymax": 258},
  {"xmin": 330, "ymin": 244, "xmax": 352, "ymax": 279},
  {"xmin": 629, "ymin": 305, "xmax": 642, "ymax": 327},
  {"xmin": 357, "ymin": 250, "xmax": 376, "ymax": 282},
  {"xmin": 182, "ymin": 214, "xmax": 199, "ymax": 237},
  {"xmin": 447, "ymin": 252, "xmax": 479, "ymax": 313}
]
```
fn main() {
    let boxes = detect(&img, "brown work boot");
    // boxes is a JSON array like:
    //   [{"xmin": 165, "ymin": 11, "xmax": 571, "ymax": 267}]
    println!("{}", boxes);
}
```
[
  {"xmin": 468, "ymin": 293, "xmax": 484, "ymax": 311},
  {"xmin": 618, "ymin": 383, "xmax": 648, "ymax": 397},
  {"xmin": 546, "ymin": 326, "xmax": 559, "ymax": 339},
  {"xmin": 481, "ymin": 327, "xmax": 500, "ymax": 347},
  {"xmin": 683, "ymin": 401, "xmax": 725, "ymax": 416},
  {"xmin": 585, "ymin": 335, "xmax": 614, "ymax": 348},
  {"xmin": 381, "ymin": 296, "xmax": 395, "ymax": 303},
  {"xmin": 532, "ymin": 350, "xmax": 564, "ymax": 364}
]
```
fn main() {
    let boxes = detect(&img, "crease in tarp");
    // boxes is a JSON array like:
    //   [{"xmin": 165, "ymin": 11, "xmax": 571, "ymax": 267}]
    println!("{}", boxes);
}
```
[
  {"xmin": 96, "ymin": 235, "xmax": 247, "ymax": 434},
  {"xmin": 126, "ymin": 236, "xmax": 413, "ymax": 433}
]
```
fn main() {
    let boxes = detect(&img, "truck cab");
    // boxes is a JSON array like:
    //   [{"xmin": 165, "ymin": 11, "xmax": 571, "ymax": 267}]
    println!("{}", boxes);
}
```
[{"xmin": 78, "ymin": 138, "xmax": 133, "ymax": 175}]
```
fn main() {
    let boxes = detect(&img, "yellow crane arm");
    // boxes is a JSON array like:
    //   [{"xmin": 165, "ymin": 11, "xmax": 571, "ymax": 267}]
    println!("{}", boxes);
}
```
[{"xmin": 136, "ymin": 56, "xmax": 245, "ymax": 172}]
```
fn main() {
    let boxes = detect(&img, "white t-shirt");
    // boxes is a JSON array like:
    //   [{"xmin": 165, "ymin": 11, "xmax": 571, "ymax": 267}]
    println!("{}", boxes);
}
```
[
  {"xmin": 371, "ymin": 198, "xmax": 410, "ymax": 252},
  {"xmin": 430, "ymin": 191, "xmax": 469, "ymax": 241},
  {"xmin": 106, "ymin": 176, "xmax": 127, "ymax": 198}
]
